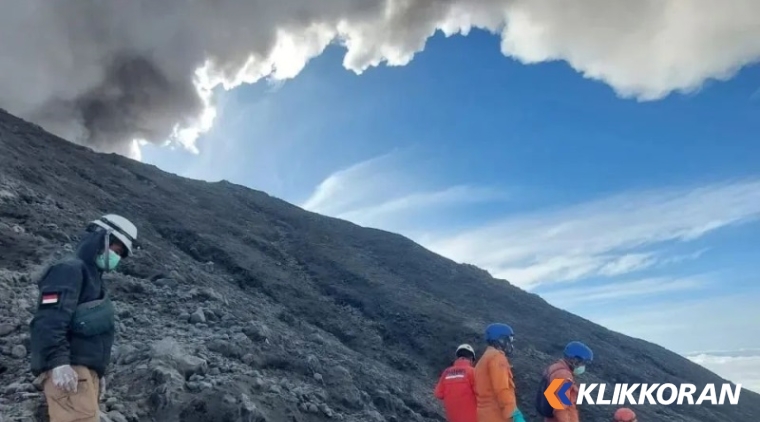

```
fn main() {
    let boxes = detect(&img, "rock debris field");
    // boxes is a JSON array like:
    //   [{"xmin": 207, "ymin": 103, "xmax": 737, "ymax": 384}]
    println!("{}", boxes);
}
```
[{"xmin": 1, "ymin": 109, "xmax": 759, "ymax": 421}]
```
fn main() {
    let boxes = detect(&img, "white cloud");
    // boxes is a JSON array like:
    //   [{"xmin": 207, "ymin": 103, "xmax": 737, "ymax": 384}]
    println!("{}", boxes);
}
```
[
  {"xmin": 541, "ymin": 275, "xmax": 708, "ymax": 307},
  {"xmin": 301, "ymin": 151, "xmax": 407, "ymax": 216},
  {"xmin": 336, "ymin": 185, "xmax": 505, "ymax": 227},
  {"xmin": 302, "ymin": 152, "xmax": 509, "ymax": 231},
  {"xmin": 303, "ymin": 153, "xmax": 760, "ymax": 290},
  {"xmin": 687, "ymin": 351, "xmax": 760, "ymax": 394},
  {"xmin": 4, "ymin": 0, "xmax": 760, "ymax": 158},
  {"xmin": 424, "ymin": 179, "xmax": 760, "ymax": 288}
]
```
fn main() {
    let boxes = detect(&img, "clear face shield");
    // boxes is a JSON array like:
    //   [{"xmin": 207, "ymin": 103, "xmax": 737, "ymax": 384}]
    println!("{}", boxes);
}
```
[{"xmin": 500, "ymin": 335, "xmax": 515, "ymax": 355}]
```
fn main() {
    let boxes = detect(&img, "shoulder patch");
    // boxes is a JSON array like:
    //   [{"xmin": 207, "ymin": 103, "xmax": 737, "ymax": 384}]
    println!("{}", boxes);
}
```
[{"xmin": 40, "ymin": 292, "xmax": 61, "ymax": 306}]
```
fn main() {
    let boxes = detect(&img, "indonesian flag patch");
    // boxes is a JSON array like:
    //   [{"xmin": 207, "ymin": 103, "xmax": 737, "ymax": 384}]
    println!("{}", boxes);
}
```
[{"xmin": 41, "ymin": 292, "xmax": 60, "ymax": 305}]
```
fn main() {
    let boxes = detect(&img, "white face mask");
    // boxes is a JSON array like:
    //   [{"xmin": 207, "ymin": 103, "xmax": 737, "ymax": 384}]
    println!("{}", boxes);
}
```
[{"xmin": 573, "ymin": 365, "xmax": 586, "ymax": 375}]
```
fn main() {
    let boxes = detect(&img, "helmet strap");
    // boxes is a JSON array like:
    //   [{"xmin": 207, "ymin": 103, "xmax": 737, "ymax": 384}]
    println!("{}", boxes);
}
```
[
  {"xmin": 103, "ymin": 230, "xmax": 112, "ymax": 272},
  {"xmin": 490, "ymin": 338, "xmax": 513, "ymax": 354}
]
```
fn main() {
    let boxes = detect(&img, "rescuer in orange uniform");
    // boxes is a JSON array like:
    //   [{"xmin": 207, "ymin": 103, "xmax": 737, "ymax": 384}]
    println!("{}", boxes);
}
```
[
  {"xmin": 434, "ymin": 344, "xmax": 478, "ymax": 422},
  {"xmin": 474, "ymin": 323, "xmax": 526, "ymax": 422},
  {"xmin": 613, "ymin": 408, "xmax": 637, "ymax": 421},
  {"xmin": 541, "ymin": 341, "xmax": 594, "ymax": 422}
]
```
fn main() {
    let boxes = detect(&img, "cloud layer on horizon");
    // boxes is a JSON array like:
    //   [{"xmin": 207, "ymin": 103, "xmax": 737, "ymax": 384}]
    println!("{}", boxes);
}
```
[
  {"xmin": 3, "ymin": 0, "xmax": 760, "ymax": 158},
  {"xmin": 687, "ymin": 351, "xmax": 760, "ymax": 394}
]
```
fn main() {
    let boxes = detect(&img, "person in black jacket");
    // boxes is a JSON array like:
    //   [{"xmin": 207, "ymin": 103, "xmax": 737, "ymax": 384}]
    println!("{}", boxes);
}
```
[{"xmin": 30, "ymin": 214, "xmax": 138, "ymax": 422}]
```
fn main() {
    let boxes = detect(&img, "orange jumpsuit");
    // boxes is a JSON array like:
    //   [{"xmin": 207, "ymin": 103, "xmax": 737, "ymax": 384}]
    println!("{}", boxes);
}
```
[
  {"xmin": 474, "ymin": 346, "xmax": 517, "ymax": 422},
  {"xmin": 544, "ymin": 360, "xmax": 579, "ymax": 422},
  {"xmin": 434, "ymin": 357, "xmax": 477, "ymax": 422}
]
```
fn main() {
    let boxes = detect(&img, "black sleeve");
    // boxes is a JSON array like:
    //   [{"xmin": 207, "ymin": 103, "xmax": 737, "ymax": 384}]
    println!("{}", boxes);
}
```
[{"xmin": 30, "ymin": 262, "xmax": 83, "ymax": 370}]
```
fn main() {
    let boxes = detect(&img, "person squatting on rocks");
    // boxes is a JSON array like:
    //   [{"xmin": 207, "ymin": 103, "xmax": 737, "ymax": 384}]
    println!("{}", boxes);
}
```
[
  {"xmin": 474, "ymin": 323, "xmax": 526, "ymax": 422},
  {"xmin": 434, "ymin": 343, "xmax": 478, "ymax": 422},
  {"xmin": 536, "ymin": 341, "xmax": 594, "ymax": 422},
  {"xmin": 613, "ymin": 408, "xmax": 637, "ymax": 422},
  {"xmin": 29, "ymin": 214, "xmax": 138, "ymax": 422}
]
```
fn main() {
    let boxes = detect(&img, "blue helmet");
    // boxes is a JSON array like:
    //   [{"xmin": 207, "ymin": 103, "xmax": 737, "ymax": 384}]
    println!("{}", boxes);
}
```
[
  {"xmin": 485, "ymin": 323, "xmax": 514, "ymax": 342},
  {"xmin": 564, "ymin": 341, "xmax": 593, "ymax": 363}
]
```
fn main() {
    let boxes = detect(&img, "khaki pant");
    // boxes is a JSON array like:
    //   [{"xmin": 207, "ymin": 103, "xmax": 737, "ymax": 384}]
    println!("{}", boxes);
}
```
[{"xmin": 42, "ymin": 365, "xmax": 100, "ymax": 422}]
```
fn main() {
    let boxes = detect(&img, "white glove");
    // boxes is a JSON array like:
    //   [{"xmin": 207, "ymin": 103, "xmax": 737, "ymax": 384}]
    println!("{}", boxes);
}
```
[
  {"xmin": 51, "ymin": 365, "xmax": 78, "ymax": 393},
  {"xmin": 99, "ymin": 377, "xmax": 106, "ymax": 400}
]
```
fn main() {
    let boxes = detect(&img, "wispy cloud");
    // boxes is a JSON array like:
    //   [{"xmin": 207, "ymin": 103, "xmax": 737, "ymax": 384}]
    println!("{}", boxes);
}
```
[
  {"xmin": 302, "ymin": 151, "xmax": 509, "ymax": 231},
  {"xmin": 542, "ymin": 275, "xmax": 708, "ymax": 308},
  {"xmin": 336, "ymin": 185, "xmax": 505, "ymax": 226},
  {"xmin": 303, "ymin": 153, "xmax": 760, "ymax": 290},
  {"xmin": 687, "ymin": 349, "xmax": 760, "ymax": 359},
  {"xmin": 425, "ymin": 179, "xmax": 760, "ymax": 289},
  {"xmin": 302, "ymin": 150, "xmax": 412, "ymax": 216}
]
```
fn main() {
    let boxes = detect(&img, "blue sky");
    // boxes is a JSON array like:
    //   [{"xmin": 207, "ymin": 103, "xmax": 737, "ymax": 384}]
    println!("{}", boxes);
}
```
[{"xmin": 143, "ymin": 30, "xmax": 760, "ymax": 391}]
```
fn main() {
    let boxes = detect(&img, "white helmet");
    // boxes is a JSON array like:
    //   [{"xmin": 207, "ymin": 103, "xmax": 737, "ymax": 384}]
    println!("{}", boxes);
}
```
[
  {"xmin": 456, "ymin": 343, "xmax": 475, "ymax": 357},
  {"xmin": 90, "ymin": 214, "xmax": 138, "ymax": 256}
]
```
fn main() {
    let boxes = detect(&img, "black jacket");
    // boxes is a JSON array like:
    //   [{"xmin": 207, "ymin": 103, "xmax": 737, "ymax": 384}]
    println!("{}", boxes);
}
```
[{"xmin": 30, "ymin": 230, "xmax": 115, "ymax": 378}]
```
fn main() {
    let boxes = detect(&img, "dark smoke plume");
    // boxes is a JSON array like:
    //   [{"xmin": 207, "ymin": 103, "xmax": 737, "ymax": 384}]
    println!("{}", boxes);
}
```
[
  {"xmin": 29, "ymin": 55, "xmax": 205, "ymax": 157},
  {"xmin": 1, "ymin": 0, "xmax": 758, "ymax": 158}
]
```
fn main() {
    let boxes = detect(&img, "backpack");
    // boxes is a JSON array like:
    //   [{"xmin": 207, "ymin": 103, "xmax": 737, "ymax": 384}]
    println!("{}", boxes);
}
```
[{"xmin": 535, "ymin": 373, "xmax": 556, "ymax": 417}]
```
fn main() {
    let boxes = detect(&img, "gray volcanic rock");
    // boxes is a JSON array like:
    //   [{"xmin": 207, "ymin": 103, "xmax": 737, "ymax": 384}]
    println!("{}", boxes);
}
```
[{"xmin": 0, "ymin": 108, "xmax": 759, "ymax": 421}]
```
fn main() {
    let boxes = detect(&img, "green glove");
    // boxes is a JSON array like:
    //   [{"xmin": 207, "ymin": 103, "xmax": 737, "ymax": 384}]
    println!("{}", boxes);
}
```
[{"xmin": 512, "ymin": 408, "xmax": 527, "ymax": 422}]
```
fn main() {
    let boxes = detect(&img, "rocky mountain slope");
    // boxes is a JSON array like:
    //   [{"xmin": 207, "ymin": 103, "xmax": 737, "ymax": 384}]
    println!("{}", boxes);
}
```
[{"xmin": 0, "ymin": 108, "xmax": 758, "ymax": 422}]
